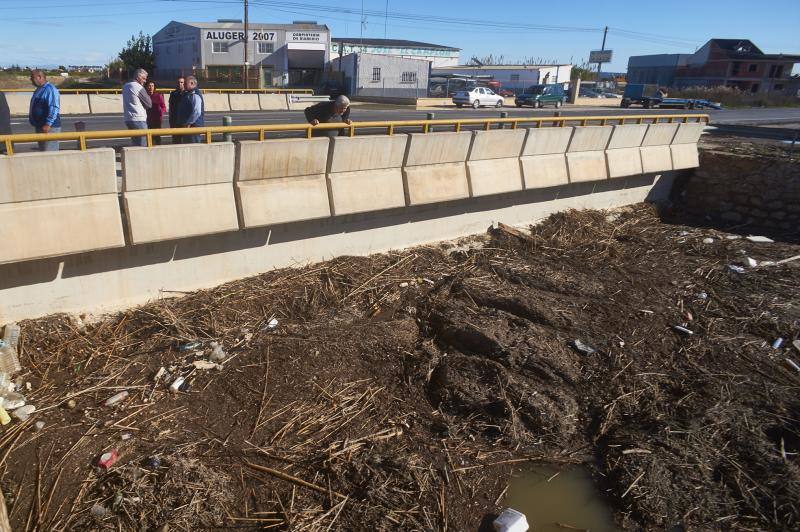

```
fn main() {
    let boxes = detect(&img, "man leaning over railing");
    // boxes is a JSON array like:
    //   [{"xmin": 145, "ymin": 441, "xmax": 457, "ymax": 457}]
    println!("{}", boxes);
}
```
[{"xmin": 28, "ymin": 70, "xmax": 61, "ymax": 152}]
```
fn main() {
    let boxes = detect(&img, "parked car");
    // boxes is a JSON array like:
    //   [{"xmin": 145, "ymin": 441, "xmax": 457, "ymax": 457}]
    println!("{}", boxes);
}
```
[
  {"xmin": 515, "ymin": 84, "xmax": 566, "ymax": 108},
  {"xmin": 453, "ymin": 87, "xmax": 504, "ymax": 108},
  {"xmin": 496, "ymin": 88, "xmax": 515, "ymax": 97}
]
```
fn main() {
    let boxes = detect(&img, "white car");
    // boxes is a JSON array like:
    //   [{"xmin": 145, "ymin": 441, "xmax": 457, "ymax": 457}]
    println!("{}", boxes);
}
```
[{"xmin": 453, "ymin": 87, "xmax": 504, "ymax": 108}]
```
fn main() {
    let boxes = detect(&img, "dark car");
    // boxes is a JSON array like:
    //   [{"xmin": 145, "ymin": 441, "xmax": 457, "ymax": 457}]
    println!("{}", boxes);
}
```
[
  {"xmin": 316, "ymin": 81, "xmax": 346, "ymax": 98},
  {"xmin": 496, "ymin": 88, "xmax": 515, "ymax": 97},
  {"xmin": 515, "ymin": 84, "xmax": 566, "ymax": 108}
]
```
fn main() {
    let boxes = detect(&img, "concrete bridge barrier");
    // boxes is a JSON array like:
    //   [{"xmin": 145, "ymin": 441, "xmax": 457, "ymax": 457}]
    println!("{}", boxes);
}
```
[
  {"xmin": 640, "ymin": 123, "xmax": 679, "ymax": 173},
  {"xmin": 229, "ymin": 94, "xmax": 260, "ymax": 111},
  {"xmin": 88, "ymin": 94, "xmax": 123, "ymax": 114},
  {"xmin": 519, "ymin": 127, "xmax": 573, "ymax": 189},
  {"xmin": 203, "ymin": 93, "xmax": 231, "ymax": 112},
  {"xmin": 235, "ymin": 137, "xmax": 331, "ymax": 227},
  {"xmin": 566, "ymin": 126, "xmax": 613, "ymax": 182},
  {"xmin": 0, "ymin": 149, "xmax": 124, "ymax": 264},
  {"xmin": 402, "ymin": 131, "xmax": 472, "ymax": 205},
  {"xmin": 258, "ymin": 94, "xmax": 289, "ymax": 111},
  {"xmin": 670, "ymin": 122, "xmax": 705, "ymax": 170},
  {"xmin": 605, "ymin": 124, "xmax": 648, "ymax": 178},
  {"xmin": 327, "ymin": 135, "xmax": 408, "ymax": 215},
  {"xmin": 466, "ymin": 129, "xmax": 526, "ymax": 197},
  {"xmin": 121, "ymin": 143, "xmax": 239, "ymax": 244}
]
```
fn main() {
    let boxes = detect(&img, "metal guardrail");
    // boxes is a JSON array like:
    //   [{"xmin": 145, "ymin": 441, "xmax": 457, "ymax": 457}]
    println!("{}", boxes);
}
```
[
  {"xmin": 0, "ymin": 114, "xmax": 710, "ymax": 155},
  {"xmin": 0, "ymin": 88, "xmax": 313, "ymax": 95}
]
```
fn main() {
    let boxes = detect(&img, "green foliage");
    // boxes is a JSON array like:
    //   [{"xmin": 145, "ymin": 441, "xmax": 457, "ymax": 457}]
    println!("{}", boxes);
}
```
[
  {"xmin": 670, "ymin": 85, "xmax": 800, "ymax": 108},
  {"xmin": 117, "ymin": 31, "xmax": 155, "ymax": 72},
  {"xmin": 571, "ymin": 61, "xmax": 597, "ymax": 81}
]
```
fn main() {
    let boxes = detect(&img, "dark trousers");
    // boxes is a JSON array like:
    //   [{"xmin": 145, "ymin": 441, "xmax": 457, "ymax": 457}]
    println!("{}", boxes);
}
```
[{"xmin": 147, "ymin": 119, "xmax": 162, "ymax": 145}]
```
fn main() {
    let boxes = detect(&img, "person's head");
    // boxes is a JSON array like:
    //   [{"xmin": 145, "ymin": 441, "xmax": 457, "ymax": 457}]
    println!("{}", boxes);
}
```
[
  {"xmin": 176, "ymin": 76, "xmax": 185, "ymax": 91},
  {"xmin": 334, "ymin": 94, "xmax": 350, "ymax": 115},
  {"xmin": 134, "ymin": 68, "xmax": 148, "ymax": 85},
  {"xmin": 146, "ymin": 81, "xmax": 156, "ymax": 94},
  {"xmin": 186, "ymin": 76, "xmax": 198, "ymax": 91},
  {"xmin": 30, "ymin": 69, "xmax": 46, "ymax": 88}
]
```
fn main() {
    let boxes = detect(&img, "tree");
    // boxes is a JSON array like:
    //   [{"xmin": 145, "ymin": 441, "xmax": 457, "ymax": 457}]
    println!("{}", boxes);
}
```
[
  {"xmin": 571, "ymin": 61, "xmax": 597, "ymax": 81},
  {"xmin": 117, "ymin": 31, "xmax": 155, "ymax": 72}
]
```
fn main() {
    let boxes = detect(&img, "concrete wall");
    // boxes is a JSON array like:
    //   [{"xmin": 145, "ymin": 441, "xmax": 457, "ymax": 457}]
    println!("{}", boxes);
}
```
[
  {"xmin": 203, "ymin": 93, "xmax": 231, "ymax": 112},
  {"xmin": 0, "ymin": 122, "xmax": 703, "ymax": 322},
  {"xmin": 258, "ymin": 93, "xmax": 289, "ymax": 110},
  {"xmin": 0, "ymin": 149, "xmax": 124, "ymax": 264},
  {"xmin": 88, "ymin": 94, "xmax": 123, "ymax": 114},
  {"xmin": 228, "ymin": 94, "xmax": 260, "ymax": 111}
]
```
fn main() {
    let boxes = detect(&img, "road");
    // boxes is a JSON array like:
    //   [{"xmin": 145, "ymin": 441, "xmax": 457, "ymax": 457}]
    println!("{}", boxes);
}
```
[{"xmin": 6, "ymin": 105, "xmax": 800, "ymax": 152}]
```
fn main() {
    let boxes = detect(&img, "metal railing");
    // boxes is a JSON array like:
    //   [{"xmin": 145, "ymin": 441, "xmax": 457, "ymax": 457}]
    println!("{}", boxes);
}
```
[
  {"xmin": 0, "ymin": 114, "xmax": 710, "ymax": 155},
  {"xmin": 0, "ymin": 88, "xmax": 313, "ymax": 94}
]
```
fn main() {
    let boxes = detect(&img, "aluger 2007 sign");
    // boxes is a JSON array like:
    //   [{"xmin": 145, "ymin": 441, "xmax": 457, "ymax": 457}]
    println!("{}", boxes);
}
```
[{"xmin": 204, "ymin": 30, "xmax": 276, "ymax": 41}]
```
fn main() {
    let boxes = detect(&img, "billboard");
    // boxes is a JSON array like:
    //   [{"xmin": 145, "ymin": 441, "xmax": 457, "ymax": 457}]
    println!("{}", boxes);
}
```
[{"xmin": 589, "ymin": 50, "xmax": 613, "ymax": 63}]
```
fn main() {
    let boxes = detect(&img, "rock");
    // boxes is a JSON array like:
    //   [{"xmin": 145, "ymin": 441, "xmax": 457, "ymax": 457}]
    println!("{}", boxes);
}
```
[
  {"xmin": 66, "ymin": 399, "xmax": 77, "ymax": 409},
  {"xmin": 12, "ymin": 404, "xmax": 35, "ymax": 421},
  {"xmin": 90, "ymin": 503, "xmax": 108, "ymax": 519},
  {"xmin": 34, "ymin": 420, "xmax": 45, "ymax": 431},
  {"xmin": 702, "ymin": 237, "xmax": 715, "ymax": 244}
]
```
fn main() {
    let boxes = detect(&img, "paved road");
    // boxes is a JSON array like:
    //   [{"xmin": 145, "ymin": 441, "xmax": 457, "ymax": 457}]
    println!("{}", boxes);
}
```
[{"xmin": 6, "ymin": 105, "xmax": 800, "ymax": 152}]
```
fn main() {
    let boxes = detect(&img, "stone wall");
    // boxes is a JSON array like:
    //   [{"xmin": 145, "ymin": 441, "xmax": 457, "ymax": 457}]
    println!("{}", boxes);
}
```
[{"xmin": 683, "ymin": 149, "xmax": 799, "ymax": 232}]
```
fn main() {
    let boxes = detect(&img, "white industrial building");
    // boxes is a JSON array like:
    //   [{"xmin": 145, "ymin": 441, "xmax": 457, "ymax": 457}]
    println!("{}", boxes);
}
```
[
  {"xmin": 431, "ymin": 64, "xmax": 573, "ymax": 91},
  {"xmin": 331, "ymin": 38, "xmax": 460, "ymax": 68},
  {"xmin": 332, "ymin": 53, "xmax": 430, "ymax": 99},
  {"xmin": 153, "ymin": 20, "xmax": 331, "ymax": 87}
]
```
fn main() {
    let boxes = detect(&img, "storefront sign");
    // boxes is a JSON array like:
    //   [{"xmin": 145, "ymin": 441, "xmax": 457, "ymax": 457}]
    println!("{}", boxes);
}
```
[
  {"xmin": 204, "ymin": 30, "xmax": 276, "ymax": 41},
  {"xmin": 289, "ymin": 31, "xmax": 322, "ymax": 42}
]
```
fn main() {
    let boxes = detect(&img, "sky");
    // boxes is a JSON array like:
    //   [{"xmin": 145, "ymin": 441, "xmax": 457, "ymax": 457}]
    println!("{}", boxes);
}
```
[{"xmin": 0, "ymin": 0, "xmax": 799, "ymax": 73}]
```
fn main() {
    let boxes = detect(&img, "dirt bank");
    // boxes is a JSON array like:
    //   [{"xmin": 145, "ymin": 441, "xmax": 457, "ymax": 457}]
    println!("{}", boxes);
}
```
[{"xmin": 2, "ymin": 204, "xmax": 799, "ymax": 531}]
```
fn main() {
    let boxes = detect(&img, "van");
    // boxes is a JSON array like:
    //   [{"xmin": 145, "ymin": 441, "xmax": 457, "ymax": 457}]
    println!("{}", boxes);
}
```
[{"xmin": 515, "ymin": 84, "xmax": 566, "ymax": 108}]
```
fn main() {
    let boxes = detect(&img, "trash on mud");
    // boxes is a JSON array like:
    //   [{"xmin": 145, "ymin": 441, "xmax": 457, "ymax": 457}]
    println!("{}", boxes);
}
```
[
  {"xmin": 745, "ymin": 257, "xmax": 758, "ymax": 268},
  {"xmin": 727, "ymin": 265, "xmax": 746, "ymax": 273},
  {"xmin": 772, "ymin": 338, "xmax": 784, "ymax": 350},
  {"xmin": 785, "ymin": 359, "xmax": 800, "ymax": 374},
  {"xmin": 746, "ymin": 235, "xmax": 774, "ymax": 243},
  {"xmin": 0, "ymin": 406, "xmax": 10, "ymax": 426},
  {"xmin": 169, "ymin": 376, "xmax": 185, "ymax": 393},
  {"xmin": 145, "ymin": 456, "xmax": 161, "ymax": 469},
  {"xmin": 98, "ymin": 449, "xmax": 119, "ymax": 469},
  {"xmin": 192, "ymin": 360, "xmax": 220, "ymax": 370},
  {"xmin": 34, "ymin": 420, "xmax": 45, "ymax": 431},
  {"xmin": 209, "ymin": 342, "xmax": 226, "ymax": 362},
  {"xmin": 104, "ymin": 390, "xmax": 129, "ymax": 406},
  {"xmin": 673, "ymin": 325, "xmax": 694, "ymax": 336},
  {"xmin": 493, "ymin": 508, "xmax": 529, "ymax": 532},
  {"xmin": 13, "ymin": 404, "xmax": 35, "ymax": 421},
  {"xmin": 266, "ymin": 317, "xmax": 279, "ymax": 329},
  {"xmin": 570, "ymin": 339, "xmax": 597, "ymax": 356},
  {"xmin": 121, "ymin": 433, "xmax": 132, "ymax": 441},
  {"xmin": 0, "ymin": 323, "xmax": 22, "ymax": 375},
  {"xmin": 178, "ymin": 341, "xmax": 203, "ymax": 352},
  {"xmin": 793, "ymin": 340, "xmax": 800, "ymax": 354},
  {"xmin": 702, "ymin": 237, "xmax": 715, "ymax": 244}
]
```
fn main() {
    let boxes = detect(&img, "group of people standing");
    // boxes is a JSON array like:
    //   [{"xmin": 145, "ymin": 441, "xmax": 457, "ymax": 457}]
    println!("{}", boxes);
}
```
[
  {"xmin": 26, "ymin": 68, "xmax": 206, "ymax": 150},
  {"xmin": 122, "ymin": 68, "xmax": 205, "ymax": 145}
]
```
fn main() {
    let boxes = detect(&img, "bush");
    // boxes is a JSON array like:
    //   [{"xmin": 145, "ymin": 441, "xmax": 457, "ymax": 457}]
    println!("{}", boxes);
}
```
[{"xmin": 669, "ymin": 85, "xmax": 800, "ymax": 108}]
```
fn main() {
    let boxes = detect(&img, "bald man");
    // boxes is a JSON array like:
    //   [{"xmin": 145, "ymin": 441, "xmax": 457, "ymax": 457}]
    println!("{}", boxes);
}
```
[{"xmin": 28, "ymin": 70, "xmax": 61, "ymax": 151}]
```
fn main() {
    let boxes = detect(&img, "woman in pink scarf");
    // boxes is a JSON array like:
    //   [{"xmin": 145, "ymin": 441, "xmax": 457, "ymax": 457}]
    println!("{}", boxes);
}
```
[{"xmin": 145, "ymin": 81, "xmax": 166, "ymax": 145}]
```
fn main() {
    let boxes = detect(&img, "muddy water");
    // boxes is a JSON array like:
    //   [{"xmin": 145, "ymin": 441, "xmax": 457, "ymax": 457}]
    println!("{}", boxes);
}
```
[{"xmin": 504, "ymin": 465, "xmax": 618, "ymax": 532}]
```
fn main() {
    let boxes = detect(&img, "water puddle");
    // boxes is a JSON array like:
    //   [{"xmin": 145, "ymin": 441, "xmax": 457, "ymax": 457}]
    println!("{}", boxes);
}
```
[{"xmin": 504, "ymin": 465, "xmax": 618, "ymax": 532}]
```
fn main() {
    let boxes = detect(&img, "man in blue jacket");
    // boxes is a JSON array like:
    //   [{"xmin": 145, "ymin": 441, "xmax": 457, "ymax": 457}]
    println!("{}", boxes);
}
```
[
  {"xmin": 28, "ymin": 70, "xmax": 61, "ymax": 151},
  {"xmin": 176, "ymin": 75, "xmax": 204, "ymax": 143}
]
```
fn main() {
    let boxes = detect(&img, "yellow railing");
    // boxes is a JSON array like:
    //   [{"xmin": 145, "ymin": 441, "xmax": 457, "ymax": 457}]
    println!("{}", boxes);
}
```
[
  {"xmin": 0, "ymin": 88, "xmax": 313, "ymax": 94},
  {"xmin": 0, "ymin": 114, "xmax": 709, "ymax": 155}
]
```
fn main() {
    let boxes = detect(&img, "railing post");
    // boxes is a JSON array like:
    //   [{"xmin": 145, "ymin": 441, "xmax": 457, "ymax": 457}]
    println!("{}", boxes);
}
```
[
  {"xmin": 223, "ymin": 116, "xmax": 233, "ymax": 142},
  {"xmin": 426, "ymin": 112, "xmax": 434, "ymax": 133},
  {"xmin": 74, "ymin": 121, "xmax": 86, "ymax": 151},
  {"xmin": 499, "ymin": 111, "xmax": 507, "ymax": 129}
]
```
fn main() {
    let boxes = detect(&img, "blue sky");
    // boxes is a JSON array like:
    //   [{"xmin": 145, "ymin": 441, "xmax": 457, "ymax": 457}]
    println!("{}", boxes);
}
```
[{"xmin": 1, "ymin": 0, "xmax": 798, "ymax": 72}]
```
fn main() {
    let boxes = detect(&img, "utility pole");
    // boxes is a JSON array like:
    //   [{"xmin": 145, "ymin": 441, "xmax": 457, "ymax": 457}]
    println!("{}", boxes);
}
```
[
  {"xmin": 597, "ymin": 25, "xmax": 608, "ymax": 81},
  {"xmin": 244, "ymin": 0, "xmax": 249, "ymax": 88},
  {"xmin": 360, "ymin": 0, "xmax": 365, "ymax": 51},
  {"xmin": 384, "ymin": 0, "xmax": 389, "ymax": 39}
]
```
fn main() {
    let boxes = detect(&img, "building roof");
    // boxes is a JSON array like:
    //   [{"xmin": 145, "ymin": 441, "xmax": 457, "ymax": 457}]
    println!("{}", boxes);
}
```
[
  {"xmin": 331, "ymin": 37, "xmax": 459, "ymax": 51},
  {"xmin": 180, "ymin": 21, "xmax": 328, "ymax": 30},
  {"xmin": 434, "ymin": 64, "xmax": 571, "ymax": 70},
  {"xmin": 707, "ymin": 39, "xmax": 800, "ymax": 61}
]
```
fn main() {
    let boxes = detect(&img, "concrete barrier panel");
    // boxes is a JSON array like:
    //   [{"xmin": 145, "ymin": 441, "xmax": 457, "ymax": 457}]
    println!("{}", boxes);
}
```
[
  {"xmin": 329, "ymin": 135, "xmax": 408, "ymax": 173},
  {"xmin": 566, "ymin": 151, "xmax": 608, "ymax": 182},
  {"xmin": 203, "ymin": 93, "xmax": 231, "ymax": 112},
  {"xmin": 403, "ymin": 163, "xmax": 470, "ymax": 205},
  {"xmin": 124, "ymin": 183, "xmax": 239, "ymax": 244},
  {"xmin": 1, "ymin": 148, "xmax": 117, "ymax": 202},
  {"xmin": 468, "ymin": 129, "xmax": 526, "ymax": 160},
  {"xmin": 259, "ymin": 93, "xmax": 289, "ymax": 110},
  {"xmin": 404, "ymin": 132, "xmax": 472, "ymax": 166},
  {"xmin": 607, "ymin": 124, "xmax": 648, "ymax": 149},
  {"xmin": 60, "ymin": 94, "xmax": 91, "ymax": 115},
  {"xmin": 237, "ymin": 174, "xmax": 330, "ymax": 227},
  {"xmin": 640, "ymin": 145, "xmax": 673, "ymax": 173},
  {"xmin": 672, "ymin": 122, "xmax": 705, "ymax": 145},
  {"xmin": 88, "ymin": 94, "xmax": 122, "ymax": 114},
  {"xmin": 520, "ymin": 154, "xmax": 569, "ymax": 189},
  {"xmin": 237, "ymin": 138, "xmax": 329, "ymax": 181},
  {"xmin": 0, "ymin": 195, "xmax": 125, "ymax": 264},
  {"xmin": 567, "ymin": 126, "xmax": 612, "ymax": 152},
  {"xmin": 4, "ymin": 93, "xmax": 30, "ymax": 116},
  {"xmin": 328, "ymin": 168, "xmax": 406, "ymax": 215},
  {"xmin": 671, "ymin": 144, "xmax": 699, "ymax": 170},
  {"xmin": 606, "ymin": 148, "xmax": 643, "ymax": 178},
  {"xmin": 521, "ymin": 127, "xmax": 574, "ymax": 156},
  {"xmin": 122, "ymin": 143, "xmax": 235, "ymax": 191},
  {"xmin": 642, "ymin": 123, "xmax": 679, "ymax": 146},
  {"xmin": 229, "ymin": 94, "xmax": 260, "ymax": 111},
  {"xmin": 467, "ymin": 158, "xmax": 524, "ymax": 197}
]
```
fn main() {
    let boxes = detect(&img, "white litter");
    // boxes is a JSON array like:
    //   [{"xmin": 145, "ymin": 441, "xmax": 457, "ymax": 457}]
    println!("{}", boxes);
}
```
[
  {"xmin": 745, "ymin": 257, "xmax": 758, "ymax": 268},
  {"xmin": 746, "ymin": 235, "xmax": 774, "ymax": 243},
  {"xmin": 702, "ymin": 238, "xmax": 715, "ymax": 244},
  {"xmin": 493, "ymin": 508, "xmax": 529, "ymax": 532}
]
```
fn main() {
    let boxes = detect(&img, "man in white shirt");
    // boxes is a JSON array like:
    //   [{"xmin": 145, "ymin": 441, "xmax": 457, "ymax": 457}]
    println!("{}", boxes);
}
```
[{"xmin": 122, "ymin": 68, "xmax": 152, "ymax": 146}]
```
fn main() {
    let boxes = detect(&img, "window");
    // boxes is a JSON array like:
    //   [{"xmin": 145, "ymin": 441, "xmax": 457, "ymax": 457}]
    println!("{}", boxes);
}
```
[
  {"xmin": 769, "ymin": 64, "xmax": 784, "ymax": 78},
  {"xmin": 400, "ymin": 71, "xmax": 417, "ymax": 83},
  {"xmin": 747, "ymin": 63, "xmax": 757, "ymax": 73},
  {"xmin": 212, "ymin": 41, "xmax": 230, "ymax": 53},
  {"xmin": 258, "ymin": 42, "xmax": 274, "ymax": 54},
  {"xmin": 372, "ymin": 67, "xmax": 381, "ymax": 82},
  {"xmin": 510, "ymin": 74, "xmax": 520, "ymax": 82}
]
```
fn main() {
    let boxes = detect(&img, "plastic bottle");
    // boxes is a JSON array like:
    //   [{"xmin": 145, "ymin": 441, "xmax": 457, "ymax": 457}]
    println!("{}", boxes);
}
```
[
  {"xmin": 104, "ymin": 391, "xmax": 129, "ymax": 406},
  {"xmin": 0, "ymin": 323, "xmax": 21, "ymax": 375}
]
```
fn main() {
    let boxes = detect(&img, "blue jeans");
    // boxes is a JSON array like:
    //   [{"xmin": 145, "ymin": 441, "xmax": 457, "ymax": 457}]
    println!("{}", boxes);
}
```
[
  {"xmin": 125, "ymin": 121, "xmax": 147, "ymax": 146},
  {"xmin": 36, "ymin": 126, "xmax": 61, "ymax": 151}
]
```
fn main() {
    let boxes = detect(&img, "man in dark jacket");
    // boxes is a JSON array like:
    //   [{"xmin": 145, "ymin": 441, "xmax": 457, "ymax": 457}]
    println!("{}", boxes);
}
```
[
  {"xmin": 175, "ymin": 76, "xmax": 204, "ymax": 143},
  {"xmin": 304, "ymin": 95, "xmax": 351, "ymax": 137},
  {"xmin": 168, "ymin": 76, "xmax": 184, "ymax": 143}
]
